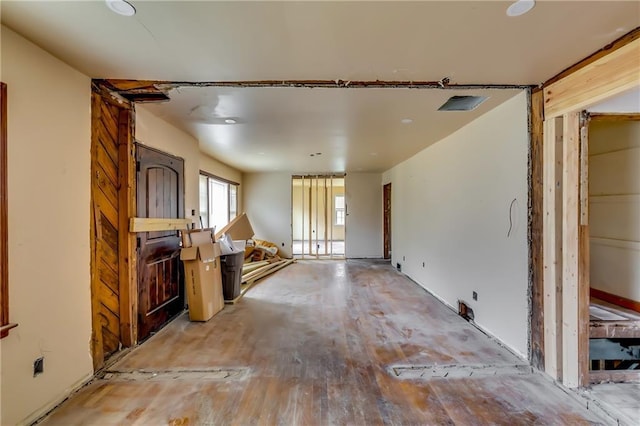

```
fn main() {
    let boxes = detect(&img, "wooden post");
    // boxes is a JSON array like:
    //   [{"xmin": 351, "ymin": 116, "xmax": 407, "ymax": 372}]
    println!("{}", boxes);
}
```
[
  {"xmin": 543, "ymin": 116, "xmax": 563, "ymax": 380},
  {"xmin": 561, "ymin": 111, "xmax": 581, "ymax": 388},
  {"xmin": 577, "ymin": 114, "xmax": 590, "ymax": 387},
  {"xmin": 118, "ymin": 108, "xmax": 137, "ymax": 347}
]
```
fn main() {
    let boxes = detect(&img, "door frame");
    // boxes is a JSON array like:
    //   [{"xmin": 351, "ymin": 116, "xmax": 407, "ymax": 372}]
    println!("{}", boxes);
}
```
[
  {"xmin": 383, "ymin": 183, "xmax": 391, "ymax": 259},
  {"xmin": 539, "ymin": 31, "xmax": 640, "ymax": 388}
]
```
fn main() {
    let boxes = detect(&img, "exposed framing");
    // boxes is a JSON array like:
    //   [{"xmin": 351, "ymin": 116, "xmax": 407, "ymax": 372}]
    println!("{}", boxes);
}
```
[
  {"xmin": 529, "ymin": 88, "xmax": 545, "ymax": 370},
  {"xmin": 0, "ymin": 82, "xmax": 17, "ymax": 338},
  {"xmin": 541, "ymin": 29, "xmax": 640, "ymax": 387},
  {"xmin": 542, "ymin": 116, "xmax": 563, "ymax": 380}
]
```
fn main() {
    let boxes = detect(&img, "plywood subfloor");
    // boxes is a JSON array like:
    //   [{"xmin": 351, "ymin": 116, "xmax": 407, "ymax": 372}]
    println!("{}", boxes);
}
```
[{"xmin": 40, "ymin": 260, "xmax": 607, "ymax": 425}]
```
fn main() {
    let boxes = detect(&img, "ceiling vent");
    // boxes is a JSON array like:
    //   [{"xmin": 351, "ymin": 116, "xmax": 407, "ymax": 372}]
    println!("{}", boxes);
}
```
[{"xmin": 438, "ymin": 96, "xmax": 488, "ymax": 111}]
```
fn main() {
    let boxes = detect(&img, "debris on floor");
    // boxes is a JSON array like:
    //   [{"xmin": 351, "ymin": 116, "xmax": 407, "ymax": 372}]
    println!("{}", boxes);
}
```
[{"xmin": 214, "ymin": 213, "xmax": 295, "ymax": 303}]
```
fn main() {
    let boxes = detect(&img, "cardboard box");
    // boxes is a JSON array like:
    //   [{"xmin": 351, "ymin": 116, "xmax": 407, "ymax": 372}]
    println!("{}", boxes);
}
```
[
  {"xmin": 215, "ymin": 213, "xmax": 254, "ymax": 241},
  {"xmin": 180, "ymin": 239, "xmax": 224, "ymax": 321},
  {"xmin": 181, "ymin": 227, "xmax": 215, "ymax": 248}
]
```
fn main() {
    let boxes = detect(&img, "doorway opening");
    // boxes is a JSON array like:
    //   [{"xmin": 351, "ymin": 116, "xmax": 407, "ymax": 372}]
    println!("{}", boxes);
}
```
[
  {"xmin": 383, "ymin": 183, "xmax": 391, "ymax": 260},
  {"xmin": 292, "ymin": 175, "xmax": 345, "ymax": 259}
]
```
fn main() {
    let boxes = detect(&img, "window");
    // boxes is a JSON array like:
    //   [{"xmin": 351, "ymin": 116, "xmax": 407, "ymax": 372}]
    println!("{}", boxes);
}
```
[
  {"xmin": 335, "ymin": 195, "xmax": 345, "ymax": 226},
  {"xmin": 1, "ymin": 82, "xmax": 16, "ymax": 338},
  {"xmin": 199, "ymin": 171, "xmax": 239, "ymax": 232}
]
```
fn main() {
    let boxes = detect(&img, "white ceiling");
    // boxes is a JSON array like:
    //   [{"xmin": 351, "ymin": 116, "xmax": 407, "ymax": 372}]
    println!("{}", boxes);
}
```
[{"xmin": 2, "ymin": 1, "xmax": 639, "ymax": 173}]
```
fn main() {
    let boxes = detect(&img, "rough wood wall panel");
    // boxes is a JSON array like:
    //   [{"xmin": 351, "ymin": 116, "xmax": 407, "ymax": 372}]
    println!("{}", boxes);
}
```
[
  {"xmin": 91, "ymin": 89, "xmax": 128, "ymax": 369},
  {"xmin": 94, "ymin": 163, "xmax": 118, "ymax": 211},
  {"xmin": 96, "ymin": 142, "xmax": 118, "ymax": 188},
  {"xmin": 99, "ymin": 282, "xmax": 120, "ymax": 320},
  {"xmin": 99, "ymin": 258, "xmax": 119, "ymax": 296},
  {"xmin": 97, "ymin": 113, "xmax": 119, "ymax": 166},
  {"xmin": 100, "ymin": 304, "xmax": 120, "ymax": 339},
  {"xmin": 95, "ymin": 193, "xmax": 118, "ymax": 235},
  {"xmin": 529, "ymin": 88, "xmax": 545, "ymax": 370}
]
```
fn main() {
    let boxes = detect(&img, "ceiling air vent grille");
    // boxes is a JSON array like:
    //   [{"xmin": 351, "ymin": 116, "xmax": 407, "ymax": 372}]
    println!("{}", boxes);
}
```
[{"xmin": 438, "ymin": 95, "xmax": 488, "ymax": 111}]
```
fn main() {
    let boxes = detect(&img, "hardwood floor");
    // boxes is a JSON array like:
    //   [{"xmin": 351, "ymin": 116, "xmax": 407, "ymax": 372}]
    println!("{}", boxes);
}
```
[{"xmin": 40, "ymin": 260, "xmax": 607, "ymax": 425}]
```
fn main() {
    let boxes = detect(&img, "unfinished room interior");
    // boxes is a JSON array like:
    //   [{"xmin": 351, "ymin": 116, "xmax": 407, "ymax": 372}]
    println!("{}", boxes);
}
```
[{"xmin": 1, "ymin": 1, "xmax": 639, "ymax": 425}]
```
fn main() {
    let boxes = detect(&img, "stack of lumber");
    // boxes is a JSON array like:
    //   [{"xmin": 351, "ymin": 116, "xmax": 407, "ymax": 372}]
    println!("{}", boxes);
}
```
[{"xmin": 241, "ymin": 258, "xmax": 295, "ymax": 284}]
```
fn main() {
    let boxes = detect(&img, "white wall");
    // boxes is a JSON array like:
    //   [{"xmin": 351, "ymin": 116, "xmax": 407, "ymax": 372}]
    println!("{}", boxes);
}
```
[
  {"xmin": 243, "ymin": 173, "xmax": 293, "ymax": 258},
  {"xmin": 135, "ymin": 106, "xmax": 243, "ymax": 227},
  {"xmin": 1, "ymin": 26, "xmax": 94, "ymax": 425},
  {"xmin": 382, "ymin": 92, "xmax": 529, "ymax": 357},
  {"xmin": 589, "ymin": 120, "xmax": 640, "ymax": 302},
  {"xmin": 345, "ymin": 173, "xmax": 383, "ymax": 258}
]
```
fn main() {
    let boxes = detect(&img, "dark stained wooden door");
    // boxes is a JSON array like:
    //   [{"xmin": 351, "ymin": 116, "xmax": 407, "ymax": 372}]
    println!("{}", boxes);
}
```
[
  {"xmin": 136, "ymin": 144, "xmax": 184, "ymax": 340},
  {"xmin": 383, "ymin": 183, "xmax": 391, "ymax": 259}
]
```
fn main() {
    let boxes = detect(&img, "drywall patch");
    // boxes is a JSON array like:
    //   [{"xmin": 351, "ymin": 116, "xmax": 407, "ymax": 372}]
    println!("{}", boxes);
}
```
[{"xmin": 388, "ymin": 363, "xmax": 533, "ymax": 380}]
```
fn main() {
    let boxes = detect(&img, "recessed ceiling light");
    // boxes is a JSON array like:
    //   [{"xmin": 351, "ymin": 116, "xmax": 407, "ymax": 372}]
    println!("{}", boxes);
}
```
[
  {"xmin": 105, "ymin": 0, "xmax": 136, "ymax": 16},
  {"xmin": 506, "ymin": 0, "xmax": 535, "ymax": 17},
  {"xmin": 224, "ymin": 119, "xmax": 237, "ymax": 124},
  {"xmin": 401, "ymin": 118, "xmax": 413, "ymax": 124}
]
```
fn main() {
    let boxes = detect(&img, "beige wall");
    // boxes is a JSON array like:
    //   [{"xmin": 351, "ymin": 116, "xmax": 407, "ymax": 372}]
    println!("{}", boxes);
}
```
[
  {"xmin": 135, "ymin": 106, "xmax": 243, "ymax": 227},
  {"xmin": 589, "ymin": 120, "xmax": 640, "ymax": 302},
  {"xmin": 243, "ymin": 173, "xmax": 293, "ymax": 258},
  {"xmin": 1, "ymin": 26, "xmax": 94, "ymax": 425},
  {"xmin": 345, "ymin": 173, "xmax": 382, "ymax": 258},
  {"xmin": 382, "ymin": 92, "xmax": 529, "ymax": 357}
]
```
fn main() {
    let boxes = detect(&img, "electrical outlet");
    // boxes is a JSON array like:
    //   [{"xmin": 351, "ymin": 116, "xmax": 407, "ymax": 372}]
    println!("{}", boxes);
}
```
[
  {"xmin": 33, "ymin": 357, "xmax": 44, "ymax": 377},
  {"xmin": 422, "ymin": 261, "xmax": 425, "ymax": 268},
  {"xmin": 473, "ymin": 291, "xmax": 478, "ymax": 301}
]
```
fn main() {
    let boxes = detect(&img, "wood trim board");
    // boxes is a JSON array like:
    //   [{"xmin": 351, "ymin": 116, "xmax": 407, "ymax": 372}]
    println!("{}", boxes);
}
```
[
  {"xmin": 0, "ymin": 82, "xmax": 11, "ymax": 338},
  {"xmin": 591, "ymin": 288, "xmax": 640, "ymax": 314}
]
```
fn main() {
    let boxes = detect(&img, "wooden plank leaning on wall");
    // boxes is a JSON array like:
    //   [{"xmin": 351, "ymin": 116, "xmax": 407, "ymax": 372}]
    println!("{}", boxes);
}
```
[{"xmin": 541, "ymin": 27, "xmax": 640, "ymax": 388}]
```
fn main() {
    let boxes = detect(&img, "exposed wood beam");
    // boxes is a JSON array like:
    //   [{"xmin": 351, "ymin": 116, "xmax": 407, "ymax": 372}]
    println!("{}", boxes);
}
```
[
  {"xmin": 544, "ymin": 37, "xmax": 640, "ymax": 118},
  {"xmin": 545, "ymin": 27, "xmax": 640, "ymax": 88},
  {"xmin": 589, "ymin": 113, "xmax": 640, "ymax": 121}
]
